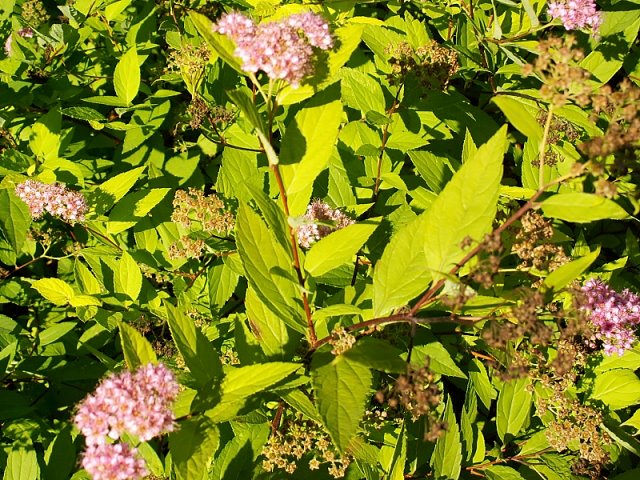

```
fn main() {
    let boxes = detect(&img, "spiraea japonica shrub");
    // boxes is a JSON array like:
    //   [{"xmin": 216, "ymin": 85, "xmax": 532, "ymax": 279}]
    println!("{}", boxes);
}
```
[{"xmin": 1, "ymin": 0, "xmax": 640, "ymax": 479}]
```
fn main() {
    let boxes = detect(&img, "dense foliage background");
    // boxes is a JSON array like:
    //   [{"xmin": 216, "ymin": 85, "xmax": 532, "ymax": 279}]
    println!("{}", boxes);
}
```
[{"xmin": 1, "ymin": 0, "xmax": 640, "ymax": 479}]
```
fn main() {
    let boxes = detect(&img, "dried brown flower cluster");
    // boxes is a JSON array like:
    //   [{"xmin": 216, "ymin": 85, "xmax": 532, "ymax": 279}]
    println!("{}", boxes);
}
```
[
  {"xmin": 328, "ymin": 327, "xmax": 356, "ymax": 355},
  {"xmin": 523, "ymin": 36, "xmax": 592, "ymax": 107},
  {"xmin": 167, "ymin": 43, "xmax": 211, "ymax": 93},
  {"xmin": 387, "ymin": 41, "xmax": 459, "ymax": 90},
  {"xmin": 187, "ymin": 97, "xmax": 234, "ymax": 130},
  {"xmin": 534, "ymin": 110, "xmax": 581, "ymax": 167},
  {"xmin": 387, "ymin": 363, "xmax": 444, "ymax": 440},
  {"xmin": 21, "ymin": 0, "xmax": 50, "ymax": 27},
  {"xmin": 511, "ymin": 212, "xmax": 569, "ymax": 272},
  {"xmin": 169, "ymin": 189, "xmax": 234, "ymax": 259},
  {"xmin": 470, "ymin": 232, "xmax": 504, "ymax": 289},
  {"xmin": 262, "ymin": 416, "xmax": 351, "ymax": 477},
  {"xmin": 580, "ymin": 79, "xmax": 640, "ymax": 164}
]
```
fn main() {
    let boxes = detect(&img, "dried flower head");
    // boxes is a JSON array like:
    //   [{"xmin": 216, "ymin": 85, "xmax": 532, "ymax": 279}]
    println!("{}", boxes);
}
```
[
  {"xmin": 511, "ymin": 212, "xmax": 569, "ymax": 272},
  {"xmin": 15, "ymin": 180, "xmax": 88, "ymax": 223},
  {"xmin": 387, "ymin": 41, "xmax": 459, "ymax": 89},
  {"xmin": 296, "ymin": 200, "xmax": 354, "ymax": 249},
  {"xmin": 214, "ymin": 11, "xmax": 333, "ymax": 87},
  {"xmin": 523, "ymin": 36, "xmax": 593, "ymax": 107},
  {"xmin": 547, "ymin": 0, "xmax": 602, "ymax": 32},
  {"xmin": 81, "ymin": 442, "xmax": 148, "ymax": 480},
  {"xmin": 167, "ymin": 43, "xmax": 210, "ymax": 93},
  {"xmin": 580, "ymin": 279, "xmax": 640, "ymax": 355},
  {"xmin": 171, "ymin": 188, "xmax": 235, "ymax": 234},
  {"xmin": 73, "ymin": 362, "xmax": 179, "ymax": 445},
  {"xmin": 21, "ymin": 0, "xmax": 50, "ymax": 27}
]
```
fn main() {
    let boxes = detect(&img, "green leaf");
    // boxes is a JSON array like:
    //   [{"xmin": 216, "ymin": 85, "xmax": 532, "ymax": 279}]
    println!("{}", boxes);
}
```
[
  {"xmin": 93, "ymin": 166, "xmax": 146, "ymax": 215},
  {"xmin": 485, "ymin": 465, "xmax": 527, "ymax": 480},
  {"xmin": 226, "ymin": 87, "xmax": 266, "ymax": 135},
  {"xmin": 118, "ymin": 321, "xmax": 157, "ymax": 369},
  {"xmin": 305, "ymin": 218, "xmax": 380, "ymax": 277},
  {"xmin": 279, "ymin": 89, "xmax": 343, "ymax": 211},
  {"xmin": 29, "ymin": 109, "xmax": 61, "ymax": 161},
  {"xmin": 116, "ymin": 251, "xmax": 142, "ymax": 301},
  {"xmin": 410, "ymin": 341, "xmax": 467, "ymax": 379},
  {"xmin": 165, "ymin": 302, "xmax": 222, "ymax": 386},
  {"xmin": 4, "ymin": 448, "xmax": 40, "ymax": 480},
  {"xmin": 343, "ymin": 338, "xmax": 407, "ymax": 374},
  {"xmin": 492, "ymin": 95, "xmax": 543, "ymax": 142},
  {"xmin": 469, "ymin": 359, "xmax": 497, "ymax": 410},
  {"xmin": 543, "ymin": 247, "xmax": 600, "ymax": 290},
  {"xmin": 236, "ymin": 204, "xmax": 306, "ymax": 334},
  {"xmin": 170, "ymin": 416, "xmax": 219, "ymax": 480},
  {"xmin": 220, "ymin": 362, "xmax": 301, "ymax": 403},
  {"xmin": 281, "ymin": 389, "xmax": 324, "ymax": 424},
  {"xmin": 340, "ymin": 68, "xmax": 386, "ymax": 114},
  {"xmin": 596, "ymin": 346, "xmax": 640, "ymax": 373},
  {"xmin": 496, "ymin": 377, "xmax": 532, "ymax": 442},
  {"xmin": 312, "ymin": 352, "xmax": 372, "ymax": 452},
  {"xmin": 431, "ymin": 397, "xmax": 462, "ymax": 480},
  {"xmin": 408, "ymin": 151, "xmax": 455, "ymax": 193},
  {"xmin": 114, "ymin": 47, "xmax": 140, "ymax": 105},
  {"xmin": 207, "ymin": 261, "xmax": 239, "ymax": 311},
  {"xmin": 44, "ymin": 427, "xmax": 75, "ymax": 480},
  {"xmin": 61, "ymin": 106, "xmax": 105, "ymax": 122},
  {"xmin": 108, "ymin": 188, "xmax": 171, "ymax": 234},
  {"xmin": 0, "ymin": 189, "xmax": 31, "ymax": 254},
  {"xmin": 39, "ymin": 322, "xmax": 76, "ymax": 346},
  {"xmin": 621, "ymin": 409, "xmax": 640, "ymax": 433},
  {"xmin": 31, "ymin": 278, "xmax": 75, "ymax": 306},
  {"xmin": 424, "ymin": 126, "xmax": 506, "ymax": 278},
  {"xmin": 541, "ymin": 193, "xmax": 629, "ymax": 222},
  {"xmin": 592, "ymin": 369, "xmax": 640, "ymax": 410},
  {"xmin": 373, "ymin": 213, "xmax": 431, "ymax": 317},
  {"xmin": 205, "ymin": 362, "xmax": 301, "ymax": 422},
  {"xmin": 388, "ymin": 422, "xmax": 407, "ymax": 480},
  {"xmin": 246, "ymin": 287, "xmax": 300, "ymax": 360}
]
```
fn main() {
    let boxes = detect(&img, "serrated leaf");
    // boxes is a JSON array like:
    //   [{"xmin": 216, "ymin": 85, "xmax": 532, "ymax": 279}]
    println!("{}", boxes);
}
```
[
  {"xmin": 312, "ymin": 352, "xmax": 372, "ymax": 452},
  {"xmin": 118, "ymin": 321, "xmax": 157, "ymax": 369},
  {"xmin": 207, "ymin": 261, "xmax": 239, "ymax": 311},
  {"xmin": 116, "ymin": 251, "xmax": 142, "ymax": 301},
  {"xmin": 31, "ymin": 278, "xmax": 75, "ymax": 306},
  {"xmin": 541, "ymin": 193, "xmax": 629, "ymax": 222},
  {"xmin": 4, "ymin": 448, "xmax": 40, "ymax": 480},
  {"xmin": 305, "ymin": 218, "xmax": 380, "ymax": 277},
  {"xmin": 165, "ymin": 302, "xmax": 222, "ymax": 386},
  {"xmin": 220, "ymin": 362, "xmax": 301, "ymax": 403},
  {"xmin": 114, "ymin": 47, "xmax": 140, "ymax": 105},
  {"xmin": 39, "ymin": 322, "xmax": 76, "ymax": 346},
  {"xmin": 340, "ymin": 68, "xmax": 386, "ymax": 114},
  {"xmin": 469, "ymin": 359, "xmax": 497, "ymax": 410},
  {"xmin": 279, "ymin": 89, "xmax": 343, "ymax": 211},
  {"xmin": 246, "ymin": 287, "xmax": 300, "ymax": 360},
  {"xmin": 281, "ymin": 389, "xmax": 323, "ymax": 424},
  {"xmin": 0, "ymin": 189, "xmax": 31, "ymax": 254},
  {"xmin": 61, "ymin": 106, "xmax": 105, "ymax": 122},
  {"xmin": 93, "ymin": 166, "xmax": 146, "ymax": 215},
  {"xmin": 424, "ymin": 126, "xmax": 506, "ymax": 278},
  {"xmin": 373, "ymin": 213, "xmax": 431, "ymax": 317},
  {"xmin": 410, "ymin": 341, "xmax": 467, "ymax": 379},
  {"xmin": 343, "ymin": 338, "xmax": 407, "ymax": 374},
  {"xmin": 236, "ymin": 204, "xmax": 306, "ymax": 334},
  {"xmin": 431, "ymin": 397, "xmax": 462, "ymax": 480},
  {"xmin": 29, "ymin": 109, "xmax": 61, "ymax": 161},
  {"xmin": 170, "ymin": 416, "xmax": 219, "ymax": 480},
  {"xmin": 485, "ymin": 465, "xmax": 527, "ymax": 480},
  {"xmin": 543, "ymin": 247, "xmax": 600, "ymax": 290},
  {"xmin": 592, "ymin": 369, "xmax": 640, "ymax": 410},
  {"xmin": 496, "ymin": 377, "xmax": 532, "ymax": 441}
]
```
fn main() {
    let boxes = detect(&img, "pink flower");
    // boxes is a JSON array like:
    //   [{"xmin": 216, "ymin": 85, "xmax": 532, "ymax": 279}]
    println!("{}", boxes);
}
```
[
  {"xmin": 15, "ymin": 180, "xmax": 87, "ymax": 223},
  {"xmin": 214, "ymin": 11, "xmax": 333, "ymax": 87},
  {"xmin": 74, "ymin": 362, "xmax": 179, "ymax": 445},
  {"xmin": 296, "ymin": 200, "xmax": 354, "ymax": 249},
  {"xmin": 581, "ymin": 279, "xmax": 640, "ymax": 355},
  {"xmin": 548, "ymin": 0, "xmax": 602, "ymax": 31},
  {"xmin": 81, "ymin": 443, "xmax": 148, "ymax": 480}
]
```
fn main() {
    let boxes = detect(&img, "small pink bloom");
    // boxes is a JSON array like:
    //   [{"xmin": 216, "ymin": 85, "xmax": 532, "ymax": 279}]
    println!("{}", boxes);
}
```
[
  {"xmin": 81, "ymin": 443, "xmax": 148, "ymax": 480},
  {"xmin": 296, "ymin": 200, "xmax": 354, "ymax": 249},
  {"xmin": 548, "ymin": 0, "xmax": 602, "ymax": 31},
  {"xmin": 15, "ymin": 180, "xmax": 87, "ymax": 223}
]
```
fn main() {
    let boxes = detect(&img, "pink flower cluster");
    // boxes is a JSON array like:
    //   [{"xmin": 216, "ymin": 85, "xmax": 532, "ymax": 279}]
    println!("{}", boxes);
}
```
[
  {"xmin": 581, "ymin": 279, "xmax": 640, "ymax": 356},
  {"xmin": 548, "ymin": 0, "xmax": 602, "ymax": 31},
  {"xmin": 81, "ymin": 443, "xmax": 148, "ymax": 480},
  {"xmin": 15, "ymin": 179, "xmax": 87, "ymax": 223},
  {"xmin": 296, "ymin": 200, "xmax": 354, "ymax": 249},
  {"xmin": 214, "ymin": 11, "xmax": 333, "ymax": 87},
  {"xmin": 74, "ymin": 363, "xmax": 179, "ymax": 480}
]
